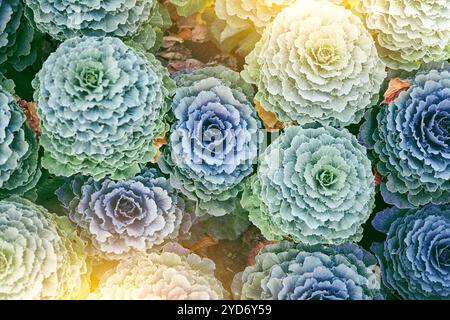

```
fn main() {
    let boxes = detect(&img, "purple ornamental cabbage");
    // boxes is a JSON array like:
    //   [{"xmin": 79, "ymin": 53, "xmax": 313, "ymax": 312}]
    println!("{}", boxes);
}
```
[
  {"xmin": 158, "ymin": 66, "xmax": 261, "ymax": 217},
  {"xmin": 56, "ymin": 168, "xmax": 192, "ymax": 259}
]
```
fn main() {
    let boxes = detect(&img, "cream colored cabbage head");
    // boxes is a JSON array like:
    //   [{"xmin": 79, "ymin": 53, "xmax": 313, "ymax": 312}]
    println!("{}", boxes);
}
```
[
  {"xmin": 361, "ymin": 0, "xmax": 450, "ymax": 71},
  {"xmin": 0, "ymin": 197, "xmax": 90, "ymax": 299},
  {"xmin": 208, "ymin": 0, "xmax": 295, "ymax": 56},
  {"xmin": 89, "ymin": 244, "xmax": 228, "ymax": 300},
  {"xmin": 242, "ymin": 0, "xmax": 386, "ymax": 127}
]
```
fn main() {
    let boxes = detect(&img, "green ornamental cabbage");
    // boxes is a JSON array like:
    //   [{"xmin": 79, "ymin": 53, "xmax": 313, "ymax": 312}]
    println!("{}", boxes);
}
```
[
  {"xmin": 34, "ymin": 36, "xmax": 175, "ymax": 180},
  {"xmin": 24, "ymin": 0, "xmax": 157, "ymax": 40},
  {"xmin": 242, "ymin": 126, "xmax": 375, "ymax": 245},
  {"xmin": 0, "ymin": 0, "xmax": 43, "ymax": 72}
]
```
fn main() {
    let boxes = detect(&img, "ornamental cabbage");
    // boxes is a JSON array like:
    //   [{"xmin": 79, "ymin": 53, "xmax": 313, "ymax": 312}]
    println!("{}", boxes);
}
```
[
  {"xmin": 89, "ymin": 243, "xmax": 228, "ymax": 300},
  {"xmin": 56, "ymin": 168, "xmax": 193, "ymax": 259},
  {"xmin": 0, "ymin": 72, "xmax": 14, "ymax": 94},
  {"xmin": 24, "ymin": 0, "xmax": 156, "ymax": 40},
  {"xmin": 0, "ymin": 85, "xmax": 41, "ymax": 198},
  {"xmin": 158, "ymin": 66, "xmax": 260, "ymax": 217},
  {"xmin": 170, "ymin": 0, "xmax": 213, "ymax": 17},
  {"xmin": 0, "ymin": 0, "xmax": 42, "ymax": 71},
  {"xmin": 0, "ymin": 197, "xmax": 90, "ymax": 299},
  {"xmin": 242, "ymin": 0, "xmax": 386, "ymax": 127},
  {"xmin": 372, "ymin": 204, "xmax": 450, "ymax": 300},
  {"xmin": 124, "ymin": 2, "xmax": 172, "ymax": 54},
  {"xmin": 206, "ymin": 0, "xmax": 295, "ymax": 57},
  {"xmin": 242, "ymin": 125, "xmax": 375, "ymax": 245},
  {"xmin": 34, "ymin": 36, "xmax": 175, "ymax": 180},
  {"xmin": 232, "ymin": 241, "xmax": 382, "ymax": 300},
  {"xmin": 360, "ymin": 0, "xmax": 450, "ymax": 71},
  {"xmin": 359, "ymin": 61, "xmax": 450, "ymax": 208},
  {"xmin": 206, "ymin": 0, "xmax": 365, "ymax": 56}
]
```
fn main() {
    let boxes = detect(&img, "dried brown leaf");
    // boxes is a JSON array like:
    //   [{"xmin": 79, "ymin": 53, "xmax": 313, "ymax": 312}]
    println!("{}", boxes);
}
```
[
  {"xmin": 383, "ymin": 77, "xmax": 411, "ymax": 104},
  {"xmin": 206, "ymin": 53, "xmax": 240, "ymax": 71},
  {"xmin": 168, "ymin": 58, "xmax": 205, "ymax": 74},
  {"xmin": 255, "ymin": 100, "xmax": 285, "ymax": 132},
  {"xmin": 158, "ymin": 43, "xmax": 192, "ymax": 60},
  {"xmin": 150, "ymin": 135, "xmax": 169, "ymax": 163},
  {"xmin": 190, "ymin": 234, "xmax": 219, "ymax": 253},
  {"xmin": 16, "ymin": 98, "xmax": 41, "ymax": 135},
  {"xmin": 162, "ymin": 35, "xmax": 185, "ymax": 48},
  {"xmin": 373, "ymin": 166, "xmax": 383, "ymax": 187}
]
